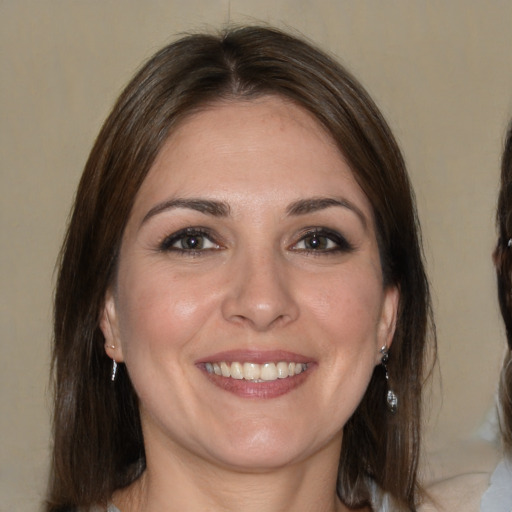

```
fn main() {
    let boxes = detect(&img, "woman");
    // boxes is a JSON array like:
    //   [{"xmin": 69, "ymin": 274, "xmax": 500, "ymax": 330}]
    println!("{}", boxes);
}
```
[
  {"xmin": 482, "ymin": 122, "xmax": 512, "ymax": 511},
  {"xmin": 419, "ymin": 125, "xmax": 512, "ymax": 512},
  {"xmin": 46, "ymin": 26, "xmax": 433, "ymax": 512}
]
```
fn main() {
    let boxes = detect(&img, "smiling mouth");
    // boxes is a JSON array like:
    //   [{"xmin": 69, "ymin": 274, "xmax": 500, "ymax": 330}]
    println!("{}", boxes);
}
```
[{"xmin": 204, "ymin": 361, "xmax": 308, "ymax": 382}]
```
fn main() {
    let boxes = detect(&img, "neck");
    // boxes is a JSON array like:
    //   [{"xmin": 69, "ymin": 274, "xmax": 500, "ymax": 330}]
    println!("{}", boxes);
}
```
[{"xmin": 113, "ymin": 436, "xmax": 357, "ymax": 512}]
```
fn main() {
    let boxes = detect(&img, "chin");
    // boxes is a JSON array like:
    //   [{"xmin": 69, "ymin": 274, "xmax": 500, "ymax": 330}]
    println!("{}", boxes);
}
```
[{"xmin": 201, "ymin": 421, "xmax": 322, "ymax": 471}]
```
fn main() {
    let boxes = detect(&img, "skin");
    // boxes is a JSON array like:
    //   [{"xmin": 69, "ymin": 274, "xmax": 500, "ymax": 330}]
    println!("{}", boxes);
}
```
[{"xmin": 101, "ymin": 96, "xmax": 399, "ymax": 512}]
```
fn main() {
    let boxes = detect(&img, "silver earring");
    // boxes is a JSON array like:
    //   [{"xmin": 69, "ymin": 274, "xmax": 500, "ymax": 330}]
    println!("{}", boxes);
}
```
[
  {"xmin": 380, "ymin": 346, "xmax": 398, "ymax": 414},
  {"xmin": 105, "ymin": 343, "xmax": 117, "ymax": 382},
  {"xmin": 111, "ymin": 360, "xmax": 118, "ymax": 382},
  {"xmin": 508, "ymin": 238, "xmax": 512, "ymax": 247}
]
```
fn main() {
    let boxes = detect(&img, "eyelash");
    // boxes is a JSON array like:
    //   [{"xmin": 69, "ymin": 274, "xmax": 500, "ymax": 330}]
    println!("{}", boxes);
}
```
[
  {"xmin": 291, "ymin": 228, "xmax": 354, "ymax": 254},
  {"xmin": 159, "ymin": 227, "xmax": 220, "ymax": 255},
  {"xmin": 158, "ymin": 227, "xmax": 353, "ymax": 256}
]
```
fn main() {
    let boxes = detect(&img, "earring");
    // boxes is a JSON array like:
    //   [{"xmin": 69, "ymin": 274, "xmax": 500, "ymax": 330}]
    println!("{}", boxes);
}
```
[
  {"xmin": 105, "ymin": 344, "xmax": 118, "ymax": 382},
  {"xmin": 380, "ymin": 345, "xmax": 398, "ymax": 414},
  {"xmin": 111, "ymin": 360, "xmax": 118, "ymax": 382}
]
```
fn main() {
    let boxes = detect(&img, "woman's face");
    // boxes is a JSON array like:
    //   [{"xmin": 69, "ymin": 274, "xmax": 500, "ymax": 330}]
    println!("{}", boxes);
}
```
[{"xmin": 102, "ymin": 96, "xmax": 398, "ymax": 471}]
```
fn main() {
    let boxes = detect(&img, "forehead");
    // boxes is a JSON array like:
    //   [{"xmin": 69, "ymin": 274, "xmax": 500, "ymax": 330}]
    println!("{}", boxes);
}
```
[{"xmin": 129, "ymin": 96, "xmax": 373, "ymax": 220}]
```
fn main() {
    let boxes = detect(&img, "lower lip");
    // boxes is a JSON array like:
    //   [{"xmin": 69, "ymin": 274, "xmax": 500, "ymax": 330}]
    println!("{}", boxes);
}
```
[{"xmin": 201, "ymin": 367, "xmax": 312, "ymax": 399}]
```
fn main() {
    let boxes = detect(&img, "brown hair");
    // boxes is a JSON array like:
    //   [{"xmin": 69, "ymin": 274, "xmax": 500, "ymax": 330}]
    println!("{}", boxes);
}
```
[
  {"xmin": 494, "ymin": 120, "xmax": 512, "ymax": 455},
  {"xmin": 47, "ymin": 26, "xmax": 434, "ymax": 511}
]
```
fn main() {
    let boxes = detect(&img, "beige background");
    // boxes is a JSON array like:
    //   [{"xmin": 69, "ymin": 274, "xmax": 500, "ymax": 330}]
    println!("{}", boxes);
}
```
[{"xmin": 2, "ymin": 1, "xmax": 512, "ymax": 510}]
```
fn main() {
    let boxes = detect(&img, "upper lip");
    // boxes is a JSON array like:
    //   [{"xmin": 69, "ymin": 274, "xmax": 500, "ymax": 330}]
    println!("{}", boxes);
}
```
[{"xmin": 196, "ymin": 349, "xmax": 313, "ymax": 365}]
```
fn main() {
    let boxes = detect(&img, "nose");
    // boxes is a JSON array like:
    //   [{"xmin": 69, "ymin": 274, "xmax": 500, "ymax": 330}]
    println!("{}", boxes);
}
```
[{"xmin": 221, "ymin": 250, "xmax": 300, "ymax": 331}]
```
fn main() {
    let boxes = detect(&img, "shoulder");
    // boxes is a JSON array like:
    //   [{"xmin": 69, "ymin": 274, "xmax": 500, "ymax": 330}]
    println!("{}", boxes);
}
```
[
  {"xmin": 85, "ymin": 505, "xmax": 120, "ymax": 512},
  {"xmin": 367, "ymin": 480, "xmax": 401, "ymax": 512},
  {"xmin": 419, "ymin": 472, "xmax": 490, "ymax": 512},
  {"xmin": 480, "ymin": 458, "xmax": 512, "ymax": 512}
]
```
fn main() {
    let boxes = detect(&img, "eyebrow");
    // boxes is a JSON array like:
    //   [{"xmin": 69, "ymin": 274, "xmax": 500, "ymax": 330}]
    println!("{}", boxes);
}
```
[
  {"xmin": 141, "ymin": 198, "xmax": 230, "ymax": 225},
  {"xmin": 286, "ymin": 197, "xmax": 367, "ymax": 228},
  {"xmin": 141, "ymin": 196, "xmax": 367, "ymax": 229}
]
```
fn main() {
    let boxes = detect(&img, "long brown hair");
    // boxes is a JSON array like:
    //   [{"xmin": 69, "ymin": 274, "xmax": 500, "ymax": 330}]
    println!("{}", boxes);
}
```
[
  {"xmin": 47, "ymin": 26, "xmax": 434, "ymax": 511},
  {"xmin": 494, "ymin": 121, "xmax": 512, "ymax": 455}
]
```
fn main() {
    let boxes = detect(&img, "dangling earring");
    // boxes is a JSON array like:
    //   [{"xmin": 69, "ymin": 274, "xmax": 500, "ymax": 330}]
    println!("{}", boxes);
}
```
[
  {"xmin": 111, "ymin": 360, "xmax": 118, "ymax": 382},
  {"xmin": 106, "ymin": 343, "xmax": 118, "ymax": 382},
  {"xmin": 380, "ymin": 345, "xmax": 398, "ymax": 414}
]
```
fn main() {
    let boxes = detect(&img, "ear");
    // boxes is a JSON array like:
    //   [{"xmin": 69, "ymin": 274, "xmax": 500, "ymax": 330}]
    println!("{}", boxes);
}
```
[
  {"xmin": 375, "ymin": 285, "xmax": 399, "ymax": 365},
  {"xmin": 99, "ymin": 288, "xmax": 125, "ymax": 363}
]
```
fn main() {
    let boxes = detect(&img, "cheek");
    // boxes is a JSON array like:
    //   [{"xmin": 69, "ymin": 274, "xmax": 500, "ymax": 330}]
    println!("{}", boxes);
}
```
[
  {"xmin": 303, "ymin": 267, "xmax": 385, "ymax": 395},
  {"xmin": 293, "ymin": 270, "xmax": 385, "ymax": 433},
  {"xmin": 115, "ymin": 263, "xmax": 219, "ymax": 359},
  {"xmin": 306, "ymin": 270, "xmax": 384, "ymax": 342}
]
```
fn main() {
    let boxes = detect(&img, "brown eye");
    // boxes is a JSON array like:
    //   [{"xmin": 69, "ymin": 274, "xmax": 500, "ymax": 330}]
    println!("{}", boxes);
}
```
[
  {"xmin": 160, "ymin": 228, "xmax": 219, "ymax": 253},
  {"xmin": 292, "ymin": 228, "xmax": 354, "ymax": 253},
  {"xmin": 179, "ymin": 234, "xmax": 205, "ymax": 250},
  {"xmin": 303, "ymin": 234, "xmax": 330, "ymax": 250}
]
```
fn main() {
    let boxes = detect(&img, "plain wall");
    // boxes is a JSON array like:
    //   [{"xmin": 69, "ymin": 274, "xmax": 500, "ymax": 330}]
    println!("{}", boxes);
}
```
[{"xmin": 1, "ymin": 1, "xmax": 512, "ymax": 510}]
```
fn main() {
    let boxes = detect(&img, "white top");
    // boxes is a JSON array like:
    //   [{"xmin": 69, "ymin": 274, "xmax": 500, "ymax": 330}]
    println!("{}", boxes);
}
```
[
  {"xmin": 106, "ymin": 504, "xmax": 392, "ymax": 512},
  {"xmin": 103, "ymin": 480, "xmax": 394, "ymax": 511},
  {"xmin": 480, "ymin": 457, "xmax": 512, "ymax": 512},
  {"xmin": 106, "ymin": 491, "xmax": 394, "ymax": 512}
]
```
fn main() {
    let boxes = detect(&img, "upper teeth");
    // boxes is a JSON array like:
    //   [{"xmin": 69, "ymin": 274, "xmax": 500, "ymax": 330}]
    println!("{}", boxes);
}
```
[{"xmin": 204, "ymin": 361, "xmax": 307, "ymax": 381}]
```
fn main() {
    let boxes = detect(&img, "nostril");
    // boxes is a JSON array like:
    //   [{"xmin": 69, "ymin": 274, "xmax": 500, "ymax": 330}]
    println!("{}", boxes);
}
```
[{"xmin": 222, "ymin": 299, "xmax": 299, "ymax": 331}]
